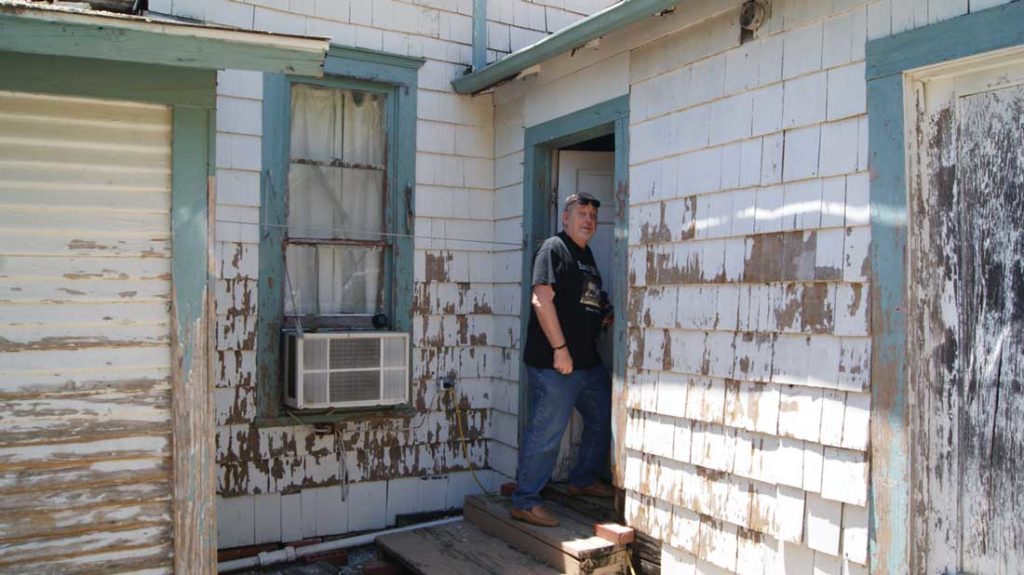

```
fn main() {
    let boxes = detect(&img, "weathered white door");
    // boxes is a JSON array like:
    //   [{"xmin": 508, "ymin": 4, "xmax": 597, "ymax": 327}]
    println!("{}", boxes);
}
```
[
  {"xmin": 550, "ymin": 150, "xmax": 614, "ymax": 482},
  {"xmin": 907, "ymin": 52, "xmax": 1024, "ymax": 572},
  {"xmin": 0, "ymin": 91, "xmax": 175, "ymax": 572}
]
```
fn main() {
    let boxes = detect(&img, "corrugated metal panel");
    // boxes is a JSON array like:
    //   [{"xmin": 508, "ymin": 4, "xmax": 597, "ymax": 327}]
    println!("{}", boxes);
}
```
[{"xmin": 0, "ymin": 90, "xmax": 174, "ymax": 573}]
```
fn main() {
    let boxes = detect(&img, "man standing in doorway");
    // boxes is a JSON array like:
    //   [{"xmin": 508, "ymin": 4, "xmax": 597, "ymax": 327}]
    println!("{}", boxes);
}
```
[{"xmin": 510, "ymin": 192, "xmax": 613, "ymax": 528}]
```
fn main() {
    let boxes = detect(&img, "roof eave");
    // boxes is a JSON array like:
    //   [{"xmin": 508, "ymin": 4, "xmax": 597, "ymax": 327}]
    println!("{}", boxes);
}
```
[
  {"xmin": 451, "ymin": 0, "xmax": 680, "ymax": 95},
  {"xmin": 0, "ymin": 1, "xmax": 329, "ymax": 77}
]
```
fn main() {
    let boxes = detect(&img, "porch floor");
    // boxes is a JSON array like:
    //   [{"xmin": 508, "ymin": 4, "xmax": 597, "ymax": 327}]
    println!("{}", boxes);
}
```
[{"xmin": 376, "ymin": 518, "xmax": 559, "ymax": 574}]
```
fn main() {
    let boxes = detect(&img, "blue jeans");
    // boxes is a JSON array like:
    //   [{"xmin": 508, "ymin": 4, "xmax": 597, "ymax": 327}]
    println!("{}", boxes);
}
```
[{"xmin": 512, "ymin": 364, "xmax": 611, "ymax": 511}]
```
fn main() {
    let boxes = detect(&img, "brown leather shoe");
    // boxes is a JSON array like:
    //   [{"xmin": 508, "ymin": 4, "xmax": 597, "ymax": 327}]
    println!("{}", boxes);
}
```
[
  {"xmin": 509, "ymin": 505, "xmax": 560, "ymax": 527},
  {"xmin": 568, "ymin": 482, "xmax": 615, "ymax": 498}
]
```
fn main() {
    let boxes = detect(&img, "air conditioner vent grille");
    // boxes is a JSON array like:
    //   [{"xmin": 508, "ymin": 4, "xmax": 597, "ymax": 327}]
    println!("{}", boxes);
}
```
[
  {"xmin": 305, "ymin": 338, "xmax": 329, "ymax": 371},
  {"xmin": 382, "ymin": 337, "xmax": 406, "ymax": 368},
  {"xmin": 303, "ymin": 372, "xmax": 329, "ymax": 404},
  {"xmin": 283, "ymin": 331, "xmax": 409, "ymax": 410},
  {"xmin": 330, "ymin": 371, "xmax": 379, "ymax": 402},
  {"xmin": 330, "ymin": 338, "xmax": 380, "ymax": 369}
]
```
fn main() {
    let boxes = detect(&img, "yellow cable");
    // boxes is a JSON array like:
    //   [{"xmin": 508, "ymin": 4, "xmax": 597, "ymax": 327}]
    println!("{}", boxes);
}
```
[{"xmin": 446, "ymin": 387, "xmax": 490, "ymax": 495}]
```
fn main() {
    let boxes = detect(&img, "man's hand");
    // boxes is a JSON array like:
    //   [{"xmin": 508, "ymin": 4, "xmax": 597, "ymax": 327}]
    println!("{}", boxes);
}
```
[
  {"xmin": 553, "ymin": 347, "xmax": 573, "ymax": 375},
  {"xmin": 602, "ymin": 312, "xmax": 613, "ymax": 329}
]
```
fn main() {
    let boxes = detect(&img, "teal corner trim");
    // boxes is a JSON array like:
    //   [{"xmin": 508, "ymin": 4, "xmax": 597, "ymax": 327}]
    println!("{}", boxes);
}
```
[
  {"xmin": 472, "ymin": 0, "xmax": 488, "ymax": 71},
  {"xmin": 256, "ymin": 73, "xmax": 291, "ymax": 420},
  {"xmin": 452, "ymin": 0, "xmax": 679, "ymax": 94},
  {"xmin": 865, "ymin": 4, "xmax": 1024, "ymax": 573},
  {"xmin": 866, "ymin": 74, "xmax": 910, "ymax": 575},
  {"xmin": 256, "ymin": 47, "xmax": 421, "ymax": 420},
  {"xmin": 172, "ymin": 106, "xmax": 212, "ymax": 372},
  {"xmin": 519, "ymin": 95, "xmax": 630, "ymax": 446},
  {"xmin": 0, "ymin": 11, "xmax": 327, "ymax": 76},
  {"xmin": 170, "ymin": 104, "xmax": 216, "ymax": 564}
]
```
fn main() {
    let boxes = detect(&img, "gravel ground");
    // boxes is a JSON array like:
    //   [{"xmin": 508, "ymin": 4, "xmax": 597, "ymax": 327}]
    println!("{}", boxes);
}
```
[{"xmin": 336, "ymin": 544, "xmax": 379, "ymax": 574}]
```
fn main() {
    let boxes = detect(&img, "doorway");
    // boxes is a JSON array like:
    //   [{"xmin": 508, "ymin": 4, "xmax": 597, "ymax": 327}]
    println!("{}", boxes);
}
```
[{"xmin": 519, "ymin": 96, "xmax": 629, "ymax": 486}]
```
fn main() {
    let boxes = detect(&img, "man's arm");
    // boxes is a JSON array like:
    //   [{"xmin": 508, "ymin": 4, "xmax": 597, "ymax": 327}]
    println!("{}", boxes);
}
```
[{"xmin": 532, "ymin": 284, "xmax": 573, "ymax": 375}]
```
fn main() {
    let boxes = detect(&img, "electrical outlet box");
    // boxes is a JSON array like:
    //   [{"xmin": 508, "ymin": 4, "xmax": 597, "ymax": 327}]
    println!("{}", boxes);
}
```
[{"xmin": 438, "ymin": 376, "xmax": 455, "ymax": 390}]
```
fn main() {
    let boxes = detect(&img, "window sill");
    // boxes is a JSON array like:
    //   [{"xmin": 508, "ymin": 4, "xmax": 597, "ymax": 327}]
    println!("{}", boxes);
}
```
[{"xmin": 254, "ymin": 404, "xmax": 417, "ymax": 428}]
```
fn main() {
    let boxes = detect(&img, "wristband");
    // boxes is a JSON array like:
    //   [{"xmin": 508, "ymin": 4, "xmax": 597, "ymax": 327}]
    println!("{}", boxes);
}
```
[{"xmin": 553, "ymin": 343, "xmax": 567, "ymax": 351}]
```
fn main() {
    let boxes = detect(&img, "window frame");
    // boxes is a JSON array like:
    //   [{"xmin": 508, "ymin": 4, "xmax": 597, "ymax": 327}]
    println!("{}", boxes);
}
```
[{"xmin": 256, "ymin": 46, "xmax": 423, "ymax": 423}]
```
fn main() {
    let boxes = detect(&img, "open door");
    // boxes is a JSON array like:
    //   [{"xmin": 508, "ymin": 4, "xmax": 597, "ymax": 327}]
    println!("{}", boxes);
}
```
[
  {"xmin": 550, "ymin": 148, "xmax": 615, "ymax": 482},
  {"xmin": 519, "ymin": 96, "xmax": 629, "ymax": 497}
]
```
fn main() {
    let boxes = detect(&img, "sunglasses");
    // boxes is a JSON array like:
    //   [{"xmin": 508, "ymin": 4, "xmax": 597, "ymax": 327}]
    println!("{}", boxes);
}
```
[{"xmin": 570, "ymin": 197, "xmax": 601, "ymax": 209}]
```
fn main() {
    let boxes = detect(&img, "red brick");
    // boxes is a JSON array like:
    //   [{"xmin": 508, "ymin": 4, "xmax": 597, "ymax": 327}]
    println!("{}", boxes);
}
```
[{"xmin": 594, "ymin": 523, "xmax": 635, "ymax": 546}]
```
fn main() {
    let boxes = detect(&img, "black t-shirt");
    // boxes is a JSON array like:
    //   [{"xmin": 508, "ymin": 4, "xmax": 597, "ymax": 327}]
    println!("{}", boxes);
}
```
[{"xmin": 524, "ymin": 232, "xmax": 604, "ymax": 370}]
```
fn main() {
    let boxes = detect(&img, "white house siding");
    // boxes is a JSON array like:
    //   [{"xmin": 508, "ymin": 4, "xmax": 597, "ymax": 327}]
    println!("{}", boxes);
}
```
[
  {"xmin": 491, "ymin": 0, "xmax": 1017, "ymax": 573},
  {"xmin": 488, "ymin": 0, "xmax": 735, "ymax": 488},
  {"xmin": 147, "ymin": 0, "xmax": 615, "ymax": 548},
  {"xmin": 0, "ymin": 92, "xmax": 175, "ymax": 572}
]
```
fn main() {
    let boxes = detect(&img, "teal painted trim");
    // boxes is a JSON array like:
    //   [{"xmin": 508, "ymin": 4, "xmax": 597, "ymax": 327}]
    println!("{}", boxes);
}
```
[
  {"xmin": 324, "ymin": 46, "xmax": 424, "ymax": 89},
  {"xmin": 170, "ymin": 105, "xmax": 210, "ymax": 412},
  {"xmin": 866, "ymin": 74, "xmax": 909, "ymax": 575},
  {"xmin": 328, "ymin": 45, "xmax": 426, "ymax": 70},
  {"xmin": 524, "ymin": 95, "xmax": 630, "ymax": 149},
  {"xmin": 171, "ymin": 104, "xmax": 215, "ymax": 562},
  {"xmin": 864, "ymin": 4, "xmax": 1024, "ymax": 571},
  {"xmin": 0, "ymin": 51, "xmax": 215, "ymax": 106},
  {"xmin": 473, "ymin": 0, "xmax": 488, "ymax": 71},
  {"xmin": 518, "ymin": 95, "xmax": 630, "ymax": 442},
  {"xmin": 611, "ymin": 113, "xmax": 630, "ymax": 462},
  {"xmin": 256, "ymin": 73, "xmax": 290, "ymax": 419},
  {"xmin": 391, "ymin": 60, "xmax": 418, "ymax": 338},
  {"xmin": 257, "ymin": 52, "xmax": 418, "ymax": 418},
  {"xmin": 866, "ymin": 1, "xmax": 1024, "ymax": 80},
  {"xmin": 0, "ymin": 11, "xmax": 326, "ymax": 76},
  {"xmin": 452, "ymin": 0, "xmax": 679, "ymax": 94}
]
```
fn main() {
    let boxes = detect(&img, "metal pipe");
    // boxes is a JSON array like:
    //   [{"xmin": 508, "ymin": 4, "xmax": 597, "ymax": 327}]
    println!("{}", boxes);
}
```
[
  {"xmin": 217, "ymin": 516, "xmax": 463, "ymax": 573},
  {"xmin": 472, "ymin": 0, "xmax": 488, "ymax": 71}
]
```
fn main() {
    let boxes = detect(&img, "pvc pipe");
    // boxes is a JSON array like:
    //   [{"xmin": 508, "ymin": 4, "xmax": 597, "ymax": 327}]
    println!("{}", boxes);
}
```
[{"xmin": 218, "ymin": 516, "xmax": 463, "ymax": 573}]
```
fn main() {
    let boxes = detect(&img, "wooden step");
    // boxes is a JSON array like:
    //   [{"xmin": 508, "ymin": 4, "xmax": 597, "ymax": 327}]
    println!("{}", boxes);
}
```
[
  {"xmin": 376, "ymin": 520, "xmax": 560, "ymax": 575},
  {"xmin": 463, "ymin": 494, "xmax": 628, "ymax": 575},
  {"xmin": 541, "ymin": 483, "xmax": 620, "ymax": 524}
]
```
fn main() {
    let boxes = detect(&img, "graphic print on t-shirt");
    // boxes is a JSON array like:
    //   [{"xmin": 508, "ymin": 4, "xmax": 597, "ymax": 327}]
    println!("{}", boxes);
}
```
[{"xmin": 578, "ymin": 261, "xmax": 602, "ymax": 311}]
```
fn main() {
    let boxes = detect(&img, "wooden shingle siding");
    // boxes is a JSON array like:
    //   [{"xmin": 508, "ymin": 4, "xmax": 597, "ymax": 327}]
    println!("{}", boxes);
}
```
[
  {"xmin": 0, "ymin": 91, "xmax": 174, "ymax": 572},
  {"xmin": 490, "ymin": 0, "xmax": 1013, "ymax": 573},
  {"xmin": 148, "ymin": 0, "xmax": 624, "ymax": 547},
  {"xmin": 622, "ymin": 0, "xmax": 875, "ymax": 563}
]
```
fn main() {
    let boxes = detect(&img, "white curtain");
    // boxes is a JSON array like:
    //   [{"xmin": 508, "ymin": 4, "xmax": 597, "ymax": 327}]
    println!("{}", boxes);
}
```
[{"xmin": 285, "ymin": 84, "xmax": 387, "ymax": 315}]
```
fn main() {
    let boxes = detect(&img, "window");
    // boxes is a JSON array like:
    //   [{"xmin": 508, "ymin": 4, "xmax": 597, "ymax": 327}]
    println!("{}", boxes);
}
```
[
  {"xmin": 257, "ymin": 47, "xmax": 423, "ymax": 421},
  {"xmin": 285, "ymin": 83, "xmax": 390, "ymax": 322}
]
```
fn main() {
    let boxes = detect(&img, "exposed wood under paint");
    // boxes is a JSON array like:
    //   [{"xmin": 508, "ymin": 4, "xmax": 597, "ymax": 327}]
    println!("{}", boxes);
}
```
[
  {"xmin": 0, "ymin": 91, "xmax": 177, "ymax": 572},
  {"xmin": 908, "ymin": 68, "xmax": 1024, "ymax": 574},
  {"xmin": 169, "ymin": 107, "xmax": 217, "ymax": 573}
]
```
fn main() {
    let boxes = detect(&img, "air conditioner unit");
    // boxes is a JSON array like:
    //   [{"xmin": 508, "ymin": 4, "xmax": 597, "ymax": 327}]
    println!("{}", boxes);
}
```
[{"xmin": 283, "ymin": 331, "xmax": 409, "ymax": 409}]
